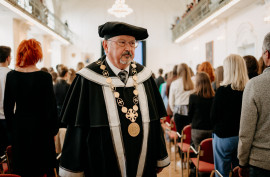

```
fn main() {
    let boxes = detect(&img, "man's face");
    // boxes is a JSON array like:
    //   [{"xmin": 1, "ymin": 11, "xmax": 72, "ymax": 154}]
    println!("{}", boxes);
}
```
[{"xmin": 103, "ymin": 35, "xmax": 136, "ymax": 69}]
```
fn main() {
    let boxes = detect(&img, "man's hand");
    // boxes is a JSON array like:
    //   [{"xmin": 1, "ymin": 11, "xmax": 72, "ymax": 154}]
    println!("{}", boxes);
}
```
[
  {"xmin": 236, "ymin": 166, "xmax": 249, "ymax": 177},
  {"xmin": 156, "ymin": 167, "xmax": 164, "ymax": 174}
]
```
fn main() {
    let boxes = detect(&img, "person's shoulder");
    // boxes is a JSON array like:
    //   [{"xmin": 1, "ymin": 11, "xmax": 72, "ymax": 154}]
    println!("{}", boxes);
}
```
[
  {"xmin": 5, "ymin": 70, "xmax": 14, "ymax": 80},
  {"xmin": 189, "ymin": 93, "xmax": 198, "ymax": 100},
  {"xmin": 84, "ymin": 57, "xmax": 106, "ymax": 74},
  {"xmin": 38, "ymin": 71, "xmax": 53, "ymax": 82},
  {"xmin": 135, "ymin": 62, "xmax": 146, "ymax": 73},
  {"xmin": 245, "ymin": 72, "xmax": 267, "ymax": 90}
]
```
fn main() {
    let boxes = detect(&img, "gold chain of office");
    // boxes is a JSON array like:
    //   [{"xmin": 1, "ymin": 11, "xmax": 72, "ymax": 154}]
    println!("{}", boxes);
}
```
[{"xmin": 96, "ymin": 60, "xmax": 140, "ymax": 137}]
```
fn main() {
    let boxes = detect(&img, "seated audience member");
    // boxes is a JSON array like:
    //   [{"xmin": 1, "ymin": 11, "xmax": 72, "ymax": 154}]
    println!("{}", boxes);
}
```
[
  {"xmin": 4, "ymin": 39, "xmax": 58, "ymax": 177},
  {"xmin": 198, "ymin": 61, "xmax": 215, "ymax": 82},
  {"xmin": 243, "ymin": 55, "xmax": 259, "ymax": 79},
  {"xmin": 212, "ymin": 66, "xmax": 223, "ymax": 92},
  {"xmin": 211, "ymin": 54, "xmax": 249, "ymax": 177},
  {"xmin": 169, "ymin": 63, "xmax": 194, "ymax": 134},
  {"xmin": 67, "ymin": 68, "xmax": 76, "ymax": 85},
  {"xmin": 189, "ymin": 72, "xmax": 214, "ymax": 150},
  {"xmin": 258, "ymin": 56, "xmax": 266, "ymax": 74},
  {"xmin": 0, "ymin": 46, "xmax": 12, "ymax": 156},
  {"xmin": 76, "ymin": 61, "xmax": 84, "ymax": 71},
  {"xmin": 238, "ymin": 32, "xmax": 270, "ymax": 177}
]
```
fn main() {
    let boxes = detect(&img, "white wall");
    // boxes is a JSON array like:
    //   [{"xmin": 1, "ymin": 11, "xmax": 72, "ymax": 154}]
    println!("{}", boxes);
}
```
[
  {"xmin": 59, "ymin": 0, "xmax": 186, "ymax": 75},
  {"xmin": 175, "ymin": 2, "xmax": 270, "ymax": 71},
  {"xmin": 58, "ymin": 0, "xmax": 270, "ymax": 75},
  {"xmin": 0, "ymin": 15, "xmax": 14, "ymax": 68}
]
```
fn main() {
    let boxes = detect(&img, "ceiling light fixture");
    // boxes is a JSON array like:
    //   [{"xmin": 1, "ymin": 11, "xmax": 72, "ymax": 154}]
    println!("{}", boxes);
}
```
[{"xmin": 108, "ymin": 0, "xmax": 133, "ymax": 18}]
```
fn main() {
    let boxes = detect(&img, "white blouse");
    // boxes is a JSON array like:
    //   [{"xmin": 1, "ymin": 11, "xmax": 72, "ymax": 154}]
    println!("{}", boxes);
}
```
[{"xmin": 168, "ymin": 77, "xmax": 194, "ymax": 112}]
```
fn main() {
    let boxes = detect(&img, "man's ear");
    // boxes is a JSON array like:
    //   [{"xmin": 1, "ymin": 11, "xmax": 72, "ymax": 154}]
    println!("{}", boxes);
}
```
[
  {"xmin": 7, "ymin": 56, "xmax": 11, "ymax": 65},
  {"xmin": 102, "ymin": 40, "xmax": 108, "ymax": 54}
]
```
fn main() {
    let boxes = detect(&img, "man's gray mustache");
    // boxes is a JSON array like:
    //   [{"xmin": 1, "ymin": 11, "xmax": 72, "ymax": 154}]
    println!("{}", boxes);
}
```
[{"xmin": 122, "ymin": 52, "xmax": 133, "ymax": 57}]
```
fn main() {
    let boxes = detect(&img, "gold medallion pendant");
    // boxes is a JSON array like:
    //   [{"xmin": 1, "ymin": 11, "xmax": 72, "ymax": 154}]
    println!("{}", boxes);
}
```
[{"xmin": 128, "ymin": 122, "xmax": 140, "ymax": 137}]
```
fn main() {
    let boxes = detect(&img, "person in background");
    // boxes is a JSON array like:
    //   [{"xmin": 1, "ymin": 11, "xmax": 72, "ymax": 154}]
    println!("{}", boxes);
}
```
[
  {"xmin": 4, "ymin": 39, "xmax": 58, "ymax": 177},
  {"xmin": 48, "ymin": 67, "xmax": 54, "ymax": 73},
  {"xmin": 243, "ymin": 55, "xmax": 258, "ymax": 79},
  {"xmin": 198, "ymin": 61, "xmax": 215, "ymax": 83},
  {"xmin": 41, "ymin": 67, "xmax": 49, "ymax": 72},
  {"xmin": 50, "ymin": 71, "xmax": 58, "ymax": 85},
  {"xmin": 169, "ymin": 63, "xmax": 194, "ymax": 134},
  {"xmin": 67, "ymin": 68, "xmax": 76, "ymax": 85},
  {"xmin": 56, "ymin": 64, "xmax": 63, "ymax": 76},
  {"xmin": 54, "ymin": 66, "xmax": 70, "ymax": 117},
  {"xmin": 189, "ymin": 72, "xmax": 214, "ymax": 150},
  {"xmin": 160, "ymin": 73, "xmax": 169, "ymax": 109},
  {"xmin": 258, "ymin": 56, "xmax": 266, "ymax": 74},
  {"xmin": 189, "ymin": 67, "xmax": 195, "ymax": 77},
  {"xmin": 166, "ymin": 65, "xmax": 178, "ymax": 117},
  {"xmin": 155, "ymin": 68, "xmax": 165, "ymax": 90},
  {"xmin": 54, "ymin": 66, "xmax": 69, "ymax": 154},
  {"xmin": 211, "ymin": 54, "xmax": 249, "ymax": 177},
  {"xmin": 0, "ymin": 46, "xmax": 11, "ymax": 156},
  {"xmin": 212, "ymin": 66, "xmax": 223, "ymax": 92},
  {"xmin": 196, "ymin": 64, "xmax": 201, "ymax": 75},
  {"xmin": 76, "ymin": 61, "xmax": 84, "ymax": 72},
  {"xmin": 238, "ymin": 32, "xmax": 270, "ymax": 177}
]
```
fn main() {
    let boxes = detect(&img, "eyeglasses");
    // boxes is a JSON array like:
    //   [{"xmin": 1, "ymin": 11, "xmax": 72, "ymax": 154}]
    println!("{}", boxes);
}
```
[{"xmin": 108, "ymin": 40, "xmax": 138, "ymax": 48}]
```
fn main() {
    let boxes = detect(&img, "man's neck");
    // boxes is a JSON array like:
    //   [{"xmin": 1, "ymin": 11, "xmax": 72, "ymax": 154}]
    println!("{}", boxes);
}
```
[{"xmin": 0, "ymin": 62, "xmax": 8, "ymax": 67}]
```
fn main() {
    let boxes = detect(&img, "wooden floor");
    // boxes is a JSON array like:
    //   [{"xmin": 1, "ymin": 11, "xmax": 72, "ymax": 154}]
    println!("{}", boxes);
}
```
[{"xmin": 157, "ymin": 142, "xmax": 188, "ymax": 177}]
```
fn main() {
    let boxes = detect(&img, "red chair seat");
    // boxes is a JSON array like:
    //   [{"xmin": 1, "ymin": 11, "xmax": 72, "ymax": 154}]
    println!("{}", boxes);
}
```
[
  {"xmin": 161, "ymin": 123, "xmax": 169, "ymax": 130},
  {"xmin": 0, "ymin": 174, "xmax": 21, "ymax": 177},
  {"xmin": 2, "ymin": 163, "xmax": 8, "ymax": 173},
  {"xmin": 178, "ymin": 142, "xmax": 194, "ymax": 153},
  {"xmin": 168, "ymin": 131, "xmax": 177, "ymax": 139},
  {"xmin": 191, "ymin": 158, "xmax": 215, "ymax": 172}
]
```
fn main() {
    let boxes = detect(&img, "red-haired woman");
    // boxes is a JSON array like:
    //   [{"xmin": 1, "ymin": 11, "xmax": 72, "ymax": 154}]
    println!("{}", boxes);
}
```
[
  {"xmin": 4, "ymin": 39, "xmax": 58, "ymax": 177},
  {"xmin": 198, "ymin": 61, "xmax": 215, "ymax": 82}
]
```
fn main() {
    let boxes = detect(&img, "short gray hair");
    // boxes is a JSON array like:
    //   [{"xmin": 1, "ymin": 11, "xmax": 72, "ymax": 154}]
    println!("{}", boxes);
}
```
[{"xmin": 263, "ymin": 32, "xmax": 270, "ymax": 51}]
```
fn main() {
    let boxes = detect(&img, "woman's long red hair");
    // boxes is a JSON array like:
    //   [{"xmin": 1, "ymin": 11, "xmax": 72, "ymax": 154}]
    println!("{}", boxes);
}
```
[
  {"xmin": 198, "ymin": 61, "xmax": 215, "ymax": 82},
  {"xmin": 16, "ymin": 39, "xmax": 43, "ymax": 67}
]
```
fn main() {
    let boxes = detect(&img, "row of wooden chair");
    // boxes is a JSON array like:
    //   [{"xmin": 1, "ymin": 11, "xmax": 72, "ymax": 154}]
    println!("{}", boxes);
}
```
[
  {"xmin": 162, "ymin": 120, "xmax": 240, "ymax": 177},
  {"xmin": 0, "ymin": 146, "xmax": 58, "ymax": 177},
  {"xmin": 0, "ymin": 146, "xmax": 19, "ymax": 177}
]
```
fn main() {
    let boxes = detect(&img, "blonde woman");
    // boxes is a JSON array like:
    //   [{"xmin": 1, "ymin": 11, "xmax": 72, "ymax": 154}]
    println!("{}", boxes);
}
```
[
  {"xmin": 211, "ymin": 54, "xmax": 249, "ymax": 177},
  {"xmin": 169, "ymin": 63, "xmax": 194, "ymax": 134}
]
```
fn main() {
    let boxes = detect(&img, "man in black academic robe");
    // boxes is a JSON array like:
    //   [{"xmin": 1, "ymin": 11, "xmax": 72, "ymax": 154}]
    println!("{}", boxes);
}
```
[{"xmin": 59, "ymin": 21, "xmax": 170, "ymax": 177}]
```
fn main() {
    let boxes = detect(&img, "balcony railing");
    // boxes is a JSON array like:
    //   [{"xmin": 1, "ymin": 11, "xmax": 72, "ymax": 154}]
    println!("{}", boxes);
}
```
[
  {"xmin": 5, "ymin": 0, "xmax": 73, "ymax": 43},
  {"xmin": 172, "ymin": 0, "xmax": 232, "ymax": 42}
]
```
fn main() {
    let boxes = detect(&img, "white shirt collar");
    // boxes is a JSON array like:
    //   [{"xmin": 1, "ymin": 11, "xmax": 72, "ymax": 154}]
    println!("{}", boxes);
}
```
[{"xmin": 106, "ymin": 56, "xmax": 130, "ymax": 76}]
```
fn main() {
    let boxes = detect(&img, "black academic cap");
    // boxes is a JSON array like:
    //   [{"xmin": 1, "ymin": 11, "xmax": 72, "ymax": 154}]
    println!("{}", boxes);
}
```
[{"xmin": 98, "ymin": 21, "xmax": 149, "ymax": 40}]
